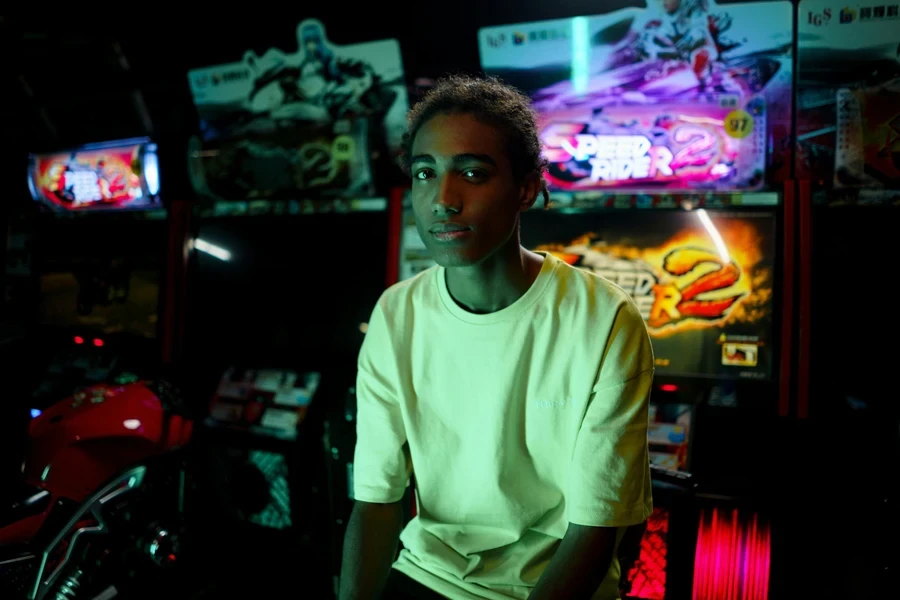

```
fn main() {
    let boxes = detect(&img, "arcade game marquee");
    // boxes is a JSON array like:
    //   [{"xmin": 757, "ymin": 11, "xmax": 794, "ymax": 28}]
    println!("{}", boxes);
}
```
[
  {"xmin": 182, "ymin": 19, "xmax": 410, "ymax": 598},
  {"xmin": 22, "ymin": 138, "xmax": 187, "ymax": 412}
]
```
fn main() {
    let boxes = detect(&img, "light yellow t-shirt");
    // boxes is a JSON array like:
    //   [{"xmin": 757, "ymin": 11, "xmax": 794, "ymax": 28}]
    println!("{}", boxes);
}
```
[{"xmin": 353, "ymin": 251, "xmax": 654, "ymax": 600}]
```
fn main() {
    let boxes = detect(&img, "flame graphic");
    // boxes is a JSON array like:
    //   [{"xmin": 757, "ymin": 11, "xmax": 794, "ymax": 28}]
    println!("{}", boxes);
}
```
[{"xmin": 536, "ymin": 220, "xmax": 771, "ymax": 337}]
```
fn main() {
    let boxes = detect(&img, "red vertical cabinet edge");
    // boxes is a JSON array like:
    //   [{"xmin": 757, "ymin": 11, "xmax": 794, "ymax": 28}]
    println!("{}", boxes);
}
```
[
  {"xmin": 385, "ymin": 187, "xmax": 406, "ymax": 288},
  {"xmin": 797, "ymin": 180, "xmax": 812, "ymax": 419},
  {"xmin": 778, "ymin": 181, "xmax": 796, "ymax": 418},
  {"xmin": 161, "ymin": 199, "xmax": 193, "ymax": 369}
]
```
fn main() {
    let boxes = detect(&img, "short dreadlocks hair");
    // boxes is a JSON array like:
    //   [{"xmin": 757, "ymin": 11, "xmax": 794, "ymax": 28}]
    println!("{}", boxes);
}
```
[{"xmin": 401, "ymin": 74, "xmax": 550, "ymax": 209}]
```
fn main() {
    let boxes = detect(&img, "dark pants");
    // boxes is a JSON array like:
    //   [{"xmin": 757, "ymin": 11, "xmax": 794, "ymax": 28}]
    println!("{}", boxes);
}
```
[{"xmin": 383, "ymin": 570, "xmax": 448, "ymax": 600}]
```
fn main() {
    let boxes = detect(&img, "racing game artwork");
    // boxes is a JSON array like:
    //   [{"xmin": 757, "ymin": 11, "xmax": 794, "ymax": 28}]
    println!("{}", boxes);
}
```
[
  {"xmin": 187, "ymin": 20, "xmax": 408, "ymax": 200},
  {"xmin": 797, "ymin": 0, "xmax": 900, "ymax": 200},
  {"xmin": 29, "ymin": 141, "xmax": 161, "ymax": 212},
  {"xmin": 479, "ymin": 0, "xmax": 794, "ymax": 190},
  {"xmin": 520, "ymin": 210, "xmax": 777, "ymax": 379}
]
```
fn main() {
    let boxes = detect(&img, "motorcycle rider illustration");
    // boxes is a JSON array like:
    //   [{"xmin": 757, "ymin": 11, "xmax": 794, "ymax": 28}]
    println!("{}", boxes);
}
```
[
  {"xmin": 636, "ymin": 0, "xmax": 742, "ymax": 93},
  {"xmin": 245, "ymin": 22, "xmax": 385, "ymax": 121}
]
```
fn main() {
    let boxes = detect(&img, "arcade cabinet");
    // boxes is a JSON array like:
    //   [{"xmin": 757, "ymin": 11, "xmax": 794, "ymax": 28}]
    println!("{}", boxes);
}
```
[
  {"xmin": 22, "ymin": 138, "xmax": 172, "ymax": 411},
  {"xmin": 794, "ymin": 3, "xmax": 899, "ymax": 595},
  {"xmin": 181, "ymin": 19, "xmax": 410, "ymax": 598},
  {"xmin": 478, "ymin": 5, "xmax": 796, "ymax": 598},
  {"xmin": 1, "ymin": 136, "xmax": 191, "ymax": 554}
]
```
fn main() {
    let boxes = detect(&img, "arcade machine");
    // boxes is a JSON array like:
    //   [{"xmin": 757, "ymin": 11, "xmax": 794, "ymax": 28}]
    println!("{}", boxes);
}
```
[
  {"xmin": 22, "ymin": 138, "xmax": 172, "ymax": 411},
  {"xmin": 794, "ymin": 2, "xmax": 898, "ymax": 594},
  {"xmin": 182, "ymin": 19, "xmax": 410, "ymax": 598},
  {"xmin": 475, "ymin": 4, "xmax": 794, "ymax": 598}
]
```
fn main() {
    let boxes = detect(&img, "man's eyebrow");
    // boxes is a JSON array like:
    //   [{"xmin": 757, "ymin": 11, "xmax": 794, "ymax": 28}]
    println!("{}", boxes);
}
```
[
  {"xmin": 452, "ymin": 153, "xmax": 497, "ymax": 167},
  {"xmin": 410, "ymin": 153, "xmax": 498, "ymax": 166}
]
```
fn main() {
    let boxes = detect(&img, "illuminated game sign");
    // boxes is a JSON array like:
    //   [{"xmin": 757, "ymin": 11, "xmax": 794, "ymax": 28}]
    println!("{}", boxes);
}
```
[
  {"xmin": 186, "ymin": 19, "xmax": 407, "ymax": 200},
  {"xmin": 541, "ymin": 102, "xmax": 765, "ymax": 190},
  {"xmin": 29, "ymin": 139, "xmax": 161, "ymax": 212},
  {"xmin": 187, "ymin": 19, "xmax": 409, "ymax": 155},
  {"xmin": 479, "ymin": 1, "xmax": 794, "ymax": 190},
  {"xmin": 521, "ymin": 210, "xmax": 776, "ymax": 380}
]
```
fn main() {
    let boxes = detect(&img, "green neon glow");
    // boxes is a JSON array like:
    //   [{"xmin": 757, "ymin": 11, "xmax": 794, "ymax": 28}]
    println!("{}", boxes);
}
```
[{"xmin": 571, "ymin": 17, "xmax": 590, "ymax": 95}]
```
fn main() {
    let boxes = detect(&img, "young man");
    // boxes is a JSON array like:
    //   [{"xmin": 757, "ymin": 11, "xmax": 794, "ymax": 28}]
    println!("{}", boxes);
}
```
[{"xmin": 340, "ymin": 75, "xmax": 654, "ymax": 600}]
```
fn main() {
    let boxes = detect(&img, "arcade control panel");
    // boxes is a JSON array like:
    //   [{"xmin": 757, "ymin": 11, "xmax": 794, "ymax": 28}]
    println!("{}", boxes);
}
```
[{"xmin": 206, "ymin": 368, "xmax": 321, "ymax": 440}]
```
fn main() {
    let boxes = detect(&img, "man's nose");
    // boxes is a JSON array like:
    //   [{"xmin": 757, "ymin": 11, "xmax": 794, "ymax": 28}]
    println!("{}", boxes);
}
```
[{"xmin": 432, "ymin": 175, "xmax": 461, "ymax": 215}]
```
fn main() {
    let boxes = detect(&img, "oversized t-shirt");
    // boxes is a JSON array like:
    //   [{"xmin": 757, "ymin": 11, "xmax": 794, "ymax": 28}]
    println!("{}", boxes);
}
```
[{"xmin": 353, "ymin": 251, "xmax": 654, "ymax": 600}]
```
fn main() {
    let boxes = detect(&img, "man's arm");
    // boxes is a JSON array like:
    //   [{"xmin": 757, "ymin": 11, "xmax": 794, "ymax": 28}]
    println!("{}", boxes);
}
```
[
  {"xmin": 529, "ymin": 524, "xmax": 618, "ymax": 600},
  {"xmin": 338, "ymin": 500, "xmax": 405, "ymax": 600}
]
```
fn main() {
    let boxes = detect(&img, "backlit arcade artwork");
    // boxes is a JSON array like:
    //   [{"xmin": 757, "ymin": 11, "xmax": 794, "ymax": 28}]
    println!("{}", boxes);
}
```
[
  {"xmin": 187, "ymin": 20, "xmax": 408, "ymax": 200},
  {"xmin": 188, "ymin": 118, "xmax": 374, "ymax": 200},
  {"xmin": 797, "ymin": 0, "xmax": 900, "ymax": 201},
  {"xmin": 28, "ymin": 140, "xmax": 161, "ymax": 212},
  {"xmin": 520, "ymin": 210, "xmax": 777, "ymax": 380},
  {"xmin": 478, "ymin": 0, "xmax": 794, "ymax": 190}
]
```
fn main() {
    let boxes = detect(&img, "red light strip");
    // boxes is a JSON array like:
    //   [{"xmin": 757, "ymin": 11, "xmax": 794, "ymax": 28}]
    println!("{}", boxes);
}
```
[{"xmin": 692, "ymin": 508, "xmax": 771, "ymax": 600}]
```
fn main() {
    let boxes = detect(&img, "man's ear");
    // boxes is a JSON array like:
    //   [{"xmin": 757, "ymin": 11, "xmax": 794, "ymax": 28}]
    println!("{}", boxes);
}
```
[{"xmin": 519, "ymin": 172, "xmax": 540, "ymax": 212}]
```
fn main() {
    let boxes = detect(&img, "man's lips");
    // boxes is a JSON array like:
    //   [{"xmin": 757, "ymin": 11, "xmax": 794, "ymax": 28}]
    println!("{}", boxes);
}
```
[{"xmin": 429, "ymin": 222, "xmax": 471, "ymax": 233}]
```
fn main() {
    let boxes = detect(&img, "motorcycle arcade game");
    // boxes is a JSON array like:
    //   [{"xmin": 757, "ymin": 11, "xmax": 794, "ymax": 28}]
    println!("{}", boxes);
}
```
[
  {"xmin": 0, "ymin": 139, "xmax": 194, "ymax": 600},
  {"xmin": 794, "ymin": 2, "xmax": 899, "ymax": 594},
  {"xmin": 476, "ymin": 3, "xmax": 795, "ymax": 598},
  {"xmin": 183, "ymin": 19, "xmax": 409, "ymax": 598}
]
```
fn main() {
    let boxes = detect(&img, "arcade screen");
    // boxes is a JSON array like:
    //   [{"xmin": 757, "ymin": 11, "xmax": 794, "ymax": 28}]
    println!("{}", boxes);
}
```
[
  {"xmin": 28, "ymin": 140, "xmax": 161, "ymax": 212},
  {"xmin": 35, "ymin": 219, "xmax": 163, "ymax": 340},
  {"xmin": 521, "ymin": 209, "xmax": 776, "ymax": 380},
  {"xmin": 478, "ymin": 0, "xmax": 794, "ymax": 189}
]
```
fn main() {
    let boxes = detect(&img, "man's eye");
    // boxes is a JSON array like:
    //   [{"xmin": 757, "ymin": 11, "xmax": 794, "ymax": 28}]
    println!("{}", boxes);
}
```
[
  {"xmin": 463, "ymin": 169, "xmax": 486, "ymax": 181},
  {"xmin": 414, "ymin": 170, "xmax": 434, "ymax": 181}
]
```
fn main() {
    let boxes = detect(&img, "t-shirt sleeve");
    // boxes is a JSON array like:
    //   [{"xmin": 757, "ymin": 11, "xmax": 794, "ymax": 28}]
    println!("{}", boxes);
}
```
[
  {"xmin": 352, "ymin": 297, "xmax": 412, "ymax": 504},
  {"xmin": 567, "ymin": 297, "xmax": 654, "ymax": 528}
]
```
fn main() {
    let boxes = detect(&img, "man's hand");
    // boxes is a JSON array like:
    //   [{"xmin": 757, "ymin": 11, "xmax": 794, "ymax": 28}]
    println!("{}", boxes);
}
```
[{"xmin": 529, "ymin": 524, "xmax": 619, "ymax": 600}]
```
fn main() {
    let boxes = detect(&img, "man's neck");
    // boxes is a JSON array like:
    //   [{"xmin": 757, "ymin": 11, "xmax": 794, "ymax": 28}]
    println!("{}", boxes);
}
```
[{"xmin": 444, "ymin": 242, "xmax": 545, "ymax": 315}]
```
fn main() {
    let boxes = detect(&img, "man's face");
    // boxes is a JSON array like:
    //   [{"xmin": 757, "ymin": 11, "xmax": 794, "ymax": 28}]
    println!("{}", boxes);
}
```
[{"xmin": 409, "ymin": 113, "xmax": 534, "ymax": 268}]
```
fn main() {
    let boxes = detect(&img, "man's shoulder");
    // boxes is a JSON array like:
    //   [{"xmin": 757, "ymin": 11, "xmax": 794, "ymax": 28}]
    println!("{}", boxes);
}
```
[
  {"xmin": 551, "ymin": 255, "xmax": 636, "ymax": 311},
  {"xmin": 378, "ymin": 265, "xmax": 440, "ymax": 315}
]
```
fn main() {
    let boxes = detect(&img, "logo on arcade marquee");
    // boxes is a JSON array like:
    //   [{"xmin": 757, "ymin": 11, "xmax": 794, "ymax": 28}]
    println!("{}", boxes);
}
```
[
  {"xmin": 541, "ymin": 121, "xmax": 727, "ymax": 188},
  {"xmin": 536, "ymin": 236, "xmax": 751, "ymax": 337},
  {"xmin": 40, "ymin": 154, "xmax": 142, "ymax": 208}
]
